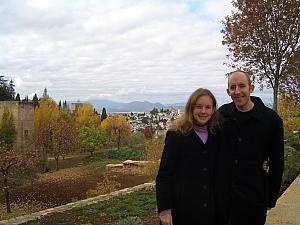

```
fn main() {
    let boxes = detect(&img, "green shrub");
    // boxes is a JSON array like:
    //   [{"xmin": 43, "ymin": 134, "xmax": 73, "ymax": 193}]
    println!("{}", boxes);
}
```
[
  {"xmin": 116, "ymin": 217, "xmax": 142, "ymax": 225},
  {"xmin": 83, "ymin": 153, "xmax": 102, "ymax": 164},
  {"xmin": 283, "ymin": 145, "xmax": 300, "ymax": 184},
  {"xmin": 106, "ymin": 149, "xmax": 145, "ymax": 160}
]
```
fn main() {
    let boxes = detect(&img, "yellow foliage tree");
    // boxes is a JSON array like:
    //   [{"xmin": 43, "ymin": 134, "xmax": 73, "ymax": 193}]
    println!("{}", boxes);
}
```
[
  {"xmin": 278, "ymin": 94, "xmax": 300, "ymax": 134},
  {"xmin": 34, "ymin": 95, "xmax": 59, "ymax": 171},
  {"xmin": 144, "ymin": 135, "xmax": 165, "ymax": 180},
  {"xmin": 74, "ymin": 103, "xmax": 100, "ymax": 128},
  {"xmin": 101, "ymin": 115, "xmax": 131, "ymax": 150}
]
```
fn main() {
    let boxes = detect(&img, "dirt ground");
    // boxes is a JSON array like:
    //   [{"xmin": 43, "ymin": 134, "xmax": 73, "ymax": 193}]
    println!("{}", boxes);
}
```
[{"xmin": 0, "ymin": 155, "xmax": 153, "ymax": 223}]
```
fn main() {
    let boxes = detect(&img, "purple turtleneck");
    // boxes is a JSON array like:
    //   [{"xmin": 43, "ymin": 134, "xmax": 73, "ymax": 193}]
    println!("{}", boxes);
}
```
[{"xmin": 193, "ymin": 124, "xmax": 208, "ymax": 143}]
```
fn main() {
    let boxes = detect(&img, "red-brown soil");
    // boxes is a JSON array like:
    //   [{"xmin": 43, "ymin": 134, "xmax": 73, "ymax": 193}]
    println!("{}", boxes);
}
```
[{"xmin": 0, "ymin": 155, "xmax": 154, "ymax": 224}]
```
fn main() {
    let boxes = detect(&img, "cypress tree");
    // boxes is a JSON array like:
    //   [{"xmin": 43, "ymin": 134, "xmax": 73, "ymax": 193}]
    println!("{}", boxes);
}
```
[
  {"xmin": 100, "ymin": 107, "xmax": 107, "ymax": 121},
  {"xmin": 32, "ymin": 93, "xmax": 39, "ymax": 108},
  {"xmin": 15, "ymin": 93, "xmax": 21, "ymax": 101}
]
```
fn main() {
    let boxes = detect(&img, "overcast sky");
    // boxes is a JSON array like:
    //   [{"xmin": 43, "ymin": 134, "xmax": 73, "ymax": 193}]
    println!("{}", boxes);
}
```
[{"xmin": 0, "ymin": 0, "xmax": 273, "ymax": 105}]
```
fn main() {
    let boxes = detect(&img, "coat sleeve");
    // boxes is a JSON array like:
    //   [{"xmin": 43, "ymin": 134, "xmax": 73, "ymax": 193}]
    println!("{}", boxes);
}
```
[
  {"xmin": 268, "ymin": 116, "xmax": 284, "ymax": 208},
  {"xmin": 156, "ymin": 130, "xmax": 180, "ymax": 213}
]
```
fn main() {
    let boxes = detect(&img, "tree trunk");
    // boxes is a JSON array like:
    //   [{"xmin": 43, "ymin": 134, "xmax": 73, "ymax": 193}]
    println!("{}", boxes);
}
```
[
  {"xmin": 273, "ymin": 80, "xmax": 279, "ymax": 112},
  {"xmin": 55, "ymin": 156, "xmax": 59, "ymax": 171},
  {"xmin": 3, "ymin": 173, "xmax": 12, "ymax": 213},
  {"xmin": 117, "ymin": 130, "xmax": 121, "ymax": 150}
]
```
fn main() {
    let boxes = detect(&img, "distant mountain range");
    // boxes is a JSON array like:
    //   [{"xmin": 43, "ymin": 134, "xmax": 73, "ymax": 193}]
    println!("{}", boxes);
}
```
[{"xmin": 88, "ymin": 99, "xmax": 184, "ymax": 112}]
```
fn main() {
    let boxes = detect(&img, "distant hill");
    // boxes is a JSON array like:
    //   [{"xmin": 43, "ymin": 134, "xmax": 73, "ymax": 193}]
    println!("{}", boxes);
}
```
[
  {"xmin": 89, "ymin": 99, "xmax": 184, "ymax": 112},
  {"xmin": 89, "ymin": 99, "xmax": 125, "ymax": 111}
]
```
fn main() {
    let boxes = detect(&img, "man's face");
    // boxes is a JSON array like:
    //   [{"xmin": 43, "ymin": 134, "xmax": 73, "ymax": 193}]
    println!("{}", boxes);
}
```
[{"xmin": 227, "ymin": 72, "xmax": 254, "ymax": 111}]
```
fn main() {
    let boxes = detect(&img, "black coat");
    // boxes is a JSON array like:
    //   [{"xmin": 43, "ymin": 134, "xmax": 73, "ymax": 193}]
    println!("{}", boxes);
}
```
[
  {"xmin": 156, "ymin": 129, "xmax": 219, "ymax": 225},
  {"xmin": 216, "ymin": 96, "xmax": 284, "ymax": 225}
]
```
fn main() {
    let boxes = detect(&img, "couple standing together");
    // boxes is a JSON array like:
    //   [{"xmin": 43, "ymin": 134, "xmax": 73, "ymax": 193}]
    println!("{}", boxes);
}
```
[{"xmin": 156, "ymin": 71, "xmax": 284, "ymax": 225}]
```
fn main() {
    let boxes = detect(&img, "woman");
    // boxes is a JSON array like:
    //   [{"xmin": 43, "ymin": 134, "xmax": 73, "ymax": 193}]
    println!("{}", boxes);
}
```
[{"xmin": 156, "ymin": 88, "xmax": 221, "ymax": 225}]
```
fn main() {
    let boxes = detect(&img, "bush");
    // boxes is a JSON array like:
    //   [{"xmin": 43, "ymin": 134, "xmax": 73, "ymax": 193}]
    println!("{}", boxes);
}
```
[
  {"xmin": 285, "ymin": 133, "xmax": 300, "ymax": 149},
  {"xmin": 144, "ymin": 136, "xmax": 165, "ymax": 180},
  {"xmin": 283, "ymin": 145, "xmax": 300, "ymax": 184},
  {"xmin": 86, "ymin": 175, "xmax": 121, "ymax": 198},
  {"xmin": 106, "ymin": 149, "xmax": 145, "ymax": 160}
]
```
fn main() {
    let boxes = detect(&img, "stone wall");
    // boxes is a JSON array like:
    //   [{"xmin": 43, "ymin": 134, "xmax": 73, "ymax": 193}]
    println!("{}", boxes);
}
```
[{"xmin": 0, "ymin": 101, "xmax": 34, "ymax": 151}]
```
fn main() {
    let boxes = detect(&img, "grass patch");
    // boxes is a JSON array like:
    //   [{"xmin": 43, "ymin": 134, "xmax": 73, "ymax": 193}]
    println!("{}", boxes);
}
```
[
  {"xmin": 73, "ymin": 186, "xmax": 156, "ymax": 219},
  {"xmin": 106, "ymin": 149, "xmax": 145, "ymax": 160},
  {"xmin": 82, "ymin": 153, "xmax": 122, "ymax": 172}
]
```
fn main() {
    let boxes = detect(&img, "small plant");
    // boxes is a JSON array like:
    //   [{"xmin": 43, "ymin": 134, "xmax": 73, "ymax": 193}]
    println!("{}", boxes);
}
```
[
  {"xmin": 116, "ymin": 216, "xmax": 142, "ymax": 225},
  {"xmin": 86, "ymin": 174, "xmax": 121, "ymax": 198},
  {"xmin": 144, "ymin": 136, "xmax": 164, "ymax": 180}
]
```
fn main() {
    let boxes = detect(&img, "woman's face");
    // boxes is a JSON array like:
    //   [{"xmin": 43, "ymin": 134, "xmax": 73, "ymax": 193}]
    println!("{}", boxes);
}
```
[{"xmin": 192, "ymin": 95, "xmax": 215, "ymax": 126}]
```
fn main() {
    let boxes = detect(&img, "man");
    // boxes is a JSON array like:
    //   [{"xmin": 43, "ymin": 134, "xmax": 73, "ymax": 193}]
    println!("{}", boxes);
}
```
[{"xmin": 216, "ymin": 71, "xmax": 284, "ymax": 225}]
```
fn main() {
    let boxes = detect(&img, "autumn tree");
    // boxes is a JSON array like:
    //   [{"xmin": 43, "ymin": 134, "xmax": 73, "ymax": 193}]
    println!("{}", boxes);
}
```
[
  {"xmin": 79, "ymin": 126, "xmax": 110, "ymax": 156},
  {"xmin": 278, "ymin": 94, "xmax": 300, "ymax": 134},
  {"xmin": 34, "ymin": 95, "xmax": 59, "ymax": 172},
  {"xmin": 144, "ymin": 135, "xmax": 165, "ymax": 180},
  {"xmin": 144, "ymin": 125, "xmax": 155, "ymax": 139},
  {"xmin": 280, "ymin": 50, "xmax": 300, "ymax": 103},
  {"xmin": 50, "ymin": 118, "xmax": 77, "ymax": 170},
  {"xmin": 74, "ymin": 103, "xmax": 101, "ymax": 128},
  {"xmin": 0, "ymin": 111, "xmax": 35, "ymax": 214},
  {"xmin": 0, "ymin": 141, "xmax": 35, "ymax": 213},
  {"xmin": 222, "ymin": 0, "xmax": 300, "ymax": 111},
  {"xmin": 101, "ymin": 115, "xmax": 132, "ymax": 150}
]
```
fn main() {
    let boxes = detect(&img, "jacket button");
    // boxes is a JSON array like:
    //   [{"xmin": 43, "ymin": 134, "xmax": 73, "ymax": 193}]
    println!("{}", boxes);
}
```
[
  {"xmin": 202, "ymin": 167, "xmax": 207, "ymax": 172},
  {"xmin": 234, "ymin": 159, "xmax": 239, "ymax": 165},
  {"xmin": 202, "ymin": 150, "xmax": 207, "ymax": 154},
  {"xmin": 203, "ymin": 185, "xmax": 207, "ymax": 190},
  {"xmin": 203, "ymin": 203, "xmax": 208, "ymax": 207},
  {"xmin": 238, "ymin": 137, "xmax": 242, "ymax": 142}
]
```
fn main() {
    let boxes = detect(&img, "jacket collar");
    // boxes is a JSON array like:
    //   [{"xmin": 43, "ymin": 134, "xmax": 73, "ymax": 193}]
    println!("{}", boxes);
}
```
[
  {"xmin": 221, "ymin": 96, "xmax": 265, "ymax": 121},
  {"xmin": 186, "ymin": 127, "xmax": 212, "ymax": 145}
]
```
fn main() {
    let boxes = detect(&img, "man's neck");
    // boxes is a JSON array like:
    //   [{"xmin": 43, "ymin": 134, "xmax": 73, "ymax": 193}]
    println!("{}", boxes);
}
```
[{"xmin": 236, "ymin": 101, "xmax": 254, "ymax": 112}]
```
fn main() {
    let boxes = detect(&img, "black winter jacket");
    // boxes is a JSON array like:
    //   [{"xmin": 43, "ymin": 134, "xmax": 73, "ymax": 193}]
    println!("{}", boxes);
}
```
[
  {"xmin": 215, "ymin": 96, "xmax": 284, "ymax": 225},
  {"xmin": 156, "ymin": 129, "xmax": 219, "ymax": 225}
]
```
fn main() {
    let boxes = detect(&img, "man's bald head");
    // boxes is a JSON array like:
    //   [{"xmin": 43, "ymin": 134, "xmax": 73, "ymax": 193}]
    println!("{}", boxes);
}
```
[{"xmin": 228, "ymin": 70, "xmax": 252, "ymax": 87}]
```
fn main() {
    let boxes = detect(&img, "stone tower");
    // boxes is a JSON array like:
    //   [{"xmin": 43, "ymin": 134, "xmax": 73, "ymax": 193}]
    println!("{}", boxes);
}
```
[{"xmin": 0, "ymin": 101, "xmax": 34, "ymax": 151}]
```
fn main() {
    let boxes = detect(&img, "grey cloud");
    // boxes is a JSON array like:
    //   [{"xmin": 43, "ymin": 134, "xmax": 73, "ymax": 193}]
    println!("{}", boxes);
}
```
[{"xmin": 0, "ymin": 0, "xmax": 273, "ymax": 104}]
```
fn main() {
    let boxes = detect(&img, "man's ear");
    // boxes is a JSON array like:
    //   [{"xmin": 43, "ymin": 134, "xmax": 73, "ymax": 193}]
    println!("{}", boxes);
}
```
[
  {"xmin": 226, "ymin": 88, "xmax": 230, "ymax": 96},
  {"xmin": 249, "ymin": 84, "xmax": 254, "ymax": 93}
]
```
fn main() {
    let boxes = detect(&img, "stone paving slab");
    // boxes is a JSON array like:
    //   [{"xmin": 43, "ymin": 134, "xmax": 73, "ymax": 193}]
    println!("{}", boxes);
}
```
[
  {"xmin": 266, "ymin": 175, "xmax": 300, "ymax": 225},
  {"xmin": 0, "ymin": 182, "xmax": 155, "ymax": 225}
]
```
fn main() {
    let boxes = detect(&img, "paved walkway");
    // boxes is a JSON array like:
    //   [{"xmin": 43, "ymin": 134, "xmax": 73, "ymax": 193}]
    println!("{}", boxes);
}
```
[{"xmin": 266, "ymin": 175, "xmax": 300, "ymax": 225}]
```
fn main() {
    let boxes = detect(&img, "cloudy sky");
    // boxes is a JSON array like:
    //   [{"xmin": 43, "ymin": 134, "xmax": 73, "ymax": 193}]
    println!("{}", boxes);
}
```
[{"xmin": 0, "ymin": 0, "xmax": 273, "ymax": 105}]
